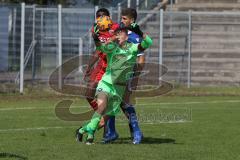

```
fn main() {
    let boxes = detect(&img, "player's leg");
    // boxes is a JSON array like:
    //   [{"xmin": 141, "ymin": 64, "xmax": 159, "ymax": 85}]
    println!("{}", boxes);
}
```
[
  {"xmin": 76, "ymin": 68, "xmax": 101, "ymax": 143},
  {"xmin": 85, "ymin": 62, "xmax": 104, "ymax": 110},
  {"xmin": 103, "ymin": 93, "xmax": 119, "ymax": 143},
  {"xmin": 94, "ymin": 61, "xmax": 109, "ymax": 136},
  {"xmin": 77, "ymin": 81, "xmax": 117, "ymax": 144},
  {"xmin": 121, "ymin": 79, "xmax": 143, "ymax": 144},
  {"xmin": 102, "ymin": 84, "xmax": 125, "ymax": 143},
  {"xmin": 102, "ymin": 114, "xmax": 119, "ymax": 143},
  {"xmin": 77, "ymin": 92, "xmax": 108, "ymax": 144},
  {"xmin": 120, "ymin": 88, "xmax": 133, "ymax": 137},
  {"xmin": 84, "ymin": 59, "xmax": 107, "ymax": 131},
  {"xmin": 76, "ymin": 54, "xmax": 100, "ymax": 143},
  {"xmin": 105, "ymin": 80, "xmax": 142, "ymax": 144}
]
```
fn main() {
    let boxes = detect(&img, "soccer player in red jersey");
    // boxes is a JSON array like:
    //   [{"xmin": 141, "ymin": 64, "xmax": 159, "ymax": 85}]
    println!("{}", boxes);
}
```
[
  {"xmin": 84, "ymin": 8, "xmax": 119, "ymax": 112},
  {"xmin": 79, "ymin": 9, "xmax": 119, "ymax": 139}
]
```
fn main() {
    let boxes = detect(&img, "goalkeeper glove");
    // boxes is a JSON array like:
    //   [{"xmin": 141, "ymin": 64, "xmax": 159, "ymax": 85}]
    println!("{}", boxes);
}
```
[
  {"xmin": 128, "ymin": 23, "xmax": 143, "ymax": 38},
  {"xmin": 93, "ymin": 23, "xmax": 99, "ymax": 35},
  {"xmin": 92, "ymin": 23, "xmax": 100, "ymax": 42}
]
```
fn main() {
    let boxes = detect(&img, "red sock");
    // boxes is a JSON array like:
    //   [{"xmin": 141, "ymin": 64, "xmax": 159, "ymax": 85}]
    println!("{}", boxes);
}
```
[{"xmin": 90, "ymin": 100, "xmax": 98, "ymax": 111}]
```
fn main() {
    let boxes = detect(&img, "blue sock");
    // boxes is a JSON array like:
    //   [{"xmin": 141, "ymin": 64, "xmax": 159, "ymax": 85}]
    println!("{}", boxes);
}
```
[
  {"xmin": 105, "ymin": 116, "xmax": 116, "ymax": 135},
  {"xmin": 125, "ymin": 104, "xmax": 141, "ymax": 133}
]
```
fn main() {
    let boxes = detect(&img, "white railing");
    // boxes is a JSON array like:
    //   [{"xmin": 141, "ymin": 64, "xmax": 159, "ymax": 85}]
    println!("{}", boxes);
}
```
[{"xmin": 3, "ymin": 3, "xmax": 240, "ymax": 93}]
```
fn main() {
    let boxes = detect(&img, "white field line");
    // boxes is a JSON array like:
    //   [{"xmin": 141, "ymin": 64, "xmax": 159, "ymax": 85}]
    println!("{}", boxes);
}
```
[
  {"xmin": 1, "ymin": 100, "xmax": 238, "ymax": 133},
  {"xmin": 0, "ymin": 106, "xmax": 89, "ymax": 111},
  {"xmin": 0, "ymin": 100, "xmax": 240, "ymax": 111},
  {"xmin": 0, "ymin": 121, "xmax": 191, "ymax": 133},
  {"xmin": 137, "ymin": 99, "xmax": 240, "ymax": 106},
  {"xmin": 0, "ymin": 126, "xmax": 74, "ymax": 132}
]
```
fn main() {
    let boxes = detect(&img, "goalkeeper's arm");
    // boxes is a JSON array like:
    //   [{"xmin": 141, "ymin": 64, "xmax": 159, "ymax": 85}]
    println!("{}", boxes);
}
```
[{"xmin": 138, "ymin": 34, "xmax": 153, "ymax": 52}]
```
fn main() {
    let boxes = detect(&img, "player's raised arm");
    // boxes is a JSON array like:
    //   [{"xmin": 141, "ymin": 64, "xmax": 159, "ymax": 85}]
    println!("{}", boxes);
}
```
[
  {"xmin": 125, "ymin": 22, "xmax": 152, "ymax": 51},
  {"xmin": 137, "ymin": 34, "xmax": 153, "ymax": 52}
]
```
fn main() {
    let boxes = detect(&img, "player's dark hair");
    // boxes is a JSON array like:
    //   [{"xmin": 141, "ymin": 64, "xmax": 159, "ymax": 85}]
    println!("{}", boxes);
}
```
[
  {"xmin": 114, "ymin": 27, "xmax": 128, "ymax": 35},
  {"xmin": 121, "ymin": 8, "xmax": 137, "ymax": 21},
  {"xmin": 96, "ymin": 8, "xmax": 110, "ymax": 18}
]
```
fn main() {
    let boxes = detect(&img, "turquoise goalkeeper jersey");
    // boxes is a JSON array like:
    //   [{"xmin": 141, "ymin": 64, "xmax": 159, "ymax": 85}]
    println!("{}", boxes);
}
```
[
  {"xmin": 95, "ymin": 35, "xmax": 152, "ymax": 116},
  {"xmin": 96, "ymin": 35, "xmax": 153, "ymax": 85}
]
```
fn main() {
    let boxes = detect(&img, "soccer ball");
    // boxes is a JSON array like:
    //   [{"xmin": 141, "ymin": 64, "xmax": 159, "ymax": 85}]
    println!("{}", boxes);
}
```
[{"xmin": 96, "ymin": 16, "xmax": 113, "ymax": 31}]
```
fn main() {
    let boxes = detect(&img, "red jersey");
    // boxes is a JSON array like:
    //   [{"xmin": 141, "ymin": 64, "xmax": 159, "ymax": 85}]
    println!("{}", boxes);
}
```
[
  {"xmin": 91, "ymin": 22, "xmax": 119, "ymax": 43},
  {"xmin": 89, "ymin": 22, "xmax": 119, "ymax": 82}
]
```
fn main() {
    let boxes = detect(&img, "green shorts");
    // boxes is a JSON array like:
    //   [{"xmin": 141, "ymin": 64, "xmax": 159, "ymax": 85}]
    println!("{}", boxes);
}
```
[{"xmin": 96, "ymin": 80, "xmax": 126, "ymax": 116}]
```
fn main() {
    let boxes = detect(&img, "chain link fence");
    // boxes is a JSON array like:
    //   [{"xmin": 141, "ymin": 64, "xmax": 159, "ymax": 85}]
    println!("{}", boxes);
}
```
[
  {"xmin": 0, "ymin": 4, "xmax": 190, "ymax": 93},
  {"xmin": 0, "ymin": 4, "xmax": 21, "ymax": 92},
  {"xmin": 1, "ymin": 3, "xmax": 240, "ymax": 93}
]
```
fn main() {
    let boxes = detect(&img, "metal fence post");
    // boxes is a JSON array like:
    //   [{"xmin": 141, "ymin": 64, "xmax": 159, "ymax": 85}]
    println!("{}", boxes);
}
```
[
  {"xmin": 159, "ymin": 9, "xmax": 164, "ymax": 82},
  {"xmin": 32, "ymin": 5, "xmax": 36, "ymax": 81},
  {"xmin": 13, "ymin": 8, "xmax": 17, "ymax": 65},
  {"xmin": 110, "ymin": 7, "xmax": 113, "ymax": 18},
  {"xmin": 136, "ymin": 0, "xmax": 139, "ymax": 11},
  {"xmin": 128, "ymin": 0, "xmax": 131, "ymax": 8},
  {"xmin": 187, "ymin": 10, "xmax": 192, "ymax": 88},
  {"xmin": 78, "ymin": 37, "xmax": 83, "ymax": 72},
  {"xmin": 145, "ymin": 0, "xmax": 148, "ymax": 9},
  {"xmin": 170, "ymin": 0, "xmax": 173, "ymax": 12},
  {"xmin": 118, "ymin": 3, "xmax": 121, "ymax": 22},
  {"xmin": 40, "ymin": 10, "xmax": 43, "ymax": 58},
  {"xmin": 159, "ymin": 9, "xmax": 163, "ymax": 65},
  {"xmin": 94, "ymin": 5, "xmax": 99, "ymax": 20},
  {"xmin": 58, "ymin": 4, "xmax": 62, "ymax": 90},
  {"xmin": 170, "ymin": 0, "xmax": 173, "ymax": 36},
  {"xmin": 20, "ymin": 3, "xmax": 25, "ymax": 93}
]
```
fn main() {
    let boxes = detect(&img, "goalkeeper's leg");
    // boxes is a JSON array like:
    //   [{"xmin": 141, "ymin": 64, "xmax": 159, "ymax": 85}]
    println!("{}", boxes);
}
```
[{"xmin": 77, "ymin": 92, "xmax": 108, "ymax": 144}]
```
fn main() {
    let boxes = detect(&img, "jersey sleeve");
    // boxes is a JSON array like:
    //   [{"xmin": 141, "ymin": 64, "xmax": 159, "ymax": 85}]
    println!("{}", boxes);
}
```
[{"xmin": 140, "ymin": 35, "xmax": 153, "ymax": 49}]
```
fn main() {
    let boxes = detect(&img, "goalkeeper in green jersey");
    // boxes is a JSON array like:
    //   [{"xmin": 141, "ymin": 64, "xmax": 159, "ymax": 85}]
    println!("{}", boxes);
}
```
[{"xmin": 76, "ymin": 27, "xmax": 152, "ymax": 144}]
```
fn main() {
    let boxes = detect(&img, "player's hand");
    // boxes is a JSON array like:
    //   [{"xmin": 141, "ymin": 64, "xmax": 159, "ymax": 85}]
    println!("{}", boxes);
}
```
[
  {"xmin": 105, "ymin": 38, "xmax": 112, "ymax": 44},
  {"xmin": 112, "ymin": 35, "xmax": 117, "ymax": 42},
  {"xmin": 93, "ymin": 23, "xmax": 99, "ymax": 35},
  {"xmin": 92, "ymin": 26, "xmax": 100, "ymax": 44},
  {"xmin": 128, "ymin": 23, "xmax": 143, "ymax": 38},
  {"xmin": 92, "ymin": 23, "xmax": 100, "ymax": 42}
]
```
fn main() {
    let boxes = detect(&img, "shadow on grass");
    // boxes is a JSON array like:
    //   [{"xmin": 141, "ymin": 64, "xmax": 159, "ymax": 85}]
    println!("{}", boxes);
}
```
[{"xmin": 112, "ymin": 137, "xmax": 180, "ymax": 144}]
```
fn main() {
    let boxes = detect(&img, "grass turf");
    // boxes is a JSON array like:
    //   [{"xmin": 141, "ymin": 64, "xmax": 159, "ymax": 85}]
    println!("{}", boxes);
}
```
[{"xmin": 0, "ymin": 90, "xmax": 240, "ymax": 160}]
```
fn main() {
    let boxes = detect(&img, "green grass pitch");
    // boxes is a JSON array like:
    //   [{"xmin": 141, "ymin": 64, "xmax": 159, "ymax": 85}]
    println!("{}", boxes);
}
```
[{"xmin": 0, "ymin": 88, "xmax": 240, "ymax": 160}]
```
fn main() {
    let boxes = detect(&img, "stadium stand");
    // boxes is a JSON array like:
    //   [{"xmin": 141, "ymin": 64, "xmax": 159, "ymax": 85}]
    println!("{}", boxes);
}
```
[
  {"xmin": 162, "ymin": 0, "xmax": 240, "ymax": 85},
  {"xmin": 171, "ymin": 0, "xmax": 240, "ymax": 11}
]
